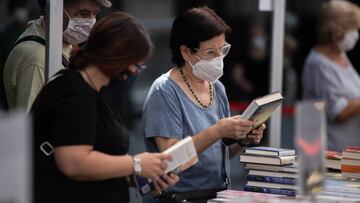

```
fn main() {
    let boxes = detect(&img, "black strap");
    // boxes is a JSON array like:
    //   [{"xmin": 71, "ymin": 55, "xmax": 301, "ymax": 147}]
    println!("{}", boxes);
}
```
[{"xmin": 13, "ymin": 35, "xmax": 69, "ymax": 67}]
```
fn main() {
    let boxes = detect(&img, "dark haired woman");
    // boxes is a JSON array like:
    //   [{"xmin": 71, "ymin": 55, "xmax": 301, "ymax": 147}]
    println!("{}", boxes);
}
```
[
  {"xmin": 31, "ymin": 12, "xmax": 178, "ymax": 203},
  {"xmin": 142, "ymin": 7, "xmax": 265, "ymax": 202}
]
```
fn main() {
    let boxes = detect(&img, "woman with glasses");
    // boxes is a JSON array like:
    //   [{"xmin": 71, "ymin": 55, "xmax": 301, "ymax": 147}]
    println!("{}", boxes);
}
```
[
  {"xmin": 142, "ymin": 7, "xmax": 265, "ymax": 202},
  {"xmin": 30, "ymin": 12, "xmax": 178, "ymax": 203}
]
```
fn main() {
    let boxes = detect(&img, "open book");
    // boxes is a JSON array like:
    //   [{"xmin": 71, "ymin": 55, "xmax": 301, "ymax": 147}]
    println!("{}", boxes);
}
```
[
  {"xmin": 134, "ymin": 136, "xmax": 198, "ymax": 195},
  {"xmin": 223, "ymin": 92, "xmax": 284, "ymax": 146}
]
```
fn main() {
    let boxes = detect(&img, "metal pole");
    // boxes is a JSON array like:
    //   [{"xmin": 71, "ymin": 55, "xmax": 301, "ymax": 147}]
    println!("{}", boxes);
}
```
[
  {"xmin": 269, "ymin": 0, "xmax": 286, "ymax": 147},
  {"xmin": 45, "ymin": 0, "xmax": 63, "ymax": 81}
]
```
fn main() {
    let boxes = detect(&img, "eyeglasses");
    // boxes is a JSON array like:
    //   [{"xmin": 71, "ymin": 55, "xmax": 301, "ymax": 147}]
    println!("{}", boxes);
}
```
[
  {"xmin": 194, "ymin": 42, "xmax": 231, "ymax": 61},
  {"xmin": 135, "ymin": 64, "xmax": 147, "ymax": 73}
]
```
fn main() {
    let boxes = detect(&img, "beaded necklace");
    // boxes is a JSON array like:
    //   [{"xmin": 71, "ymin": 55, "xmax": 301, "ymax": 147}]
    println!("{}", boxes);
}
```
[{"xmin": 179, "ymin": 68, "xmax": 213, "ymax": 108}]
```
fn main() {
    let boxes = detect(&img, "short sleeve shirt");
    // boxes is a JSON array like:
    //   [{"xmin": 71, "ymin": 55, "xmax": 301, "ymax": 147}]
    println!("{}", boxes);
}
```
[
  {"xmin": 302, "ymin": 49, "xmax": 360, "ymax": 151},
  {"xmin": 142, "ymin": 71, "xmax": 231, "ymax": 193},
  {"xmin": 31, "ymin": 68, "xmax": 130, "ymax": 203}
]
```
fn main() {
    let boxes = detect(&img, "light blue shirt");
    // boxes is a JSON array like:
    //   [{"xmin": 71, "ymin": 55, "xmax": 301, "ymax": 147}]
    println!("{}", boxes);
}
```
[
  {"xmin": 303, "ymin": 49, "xmax": 360, "ymax": 151},
  {"xmin": 142, "ymin": 71, "xmax": 230, "ymax": 195}
]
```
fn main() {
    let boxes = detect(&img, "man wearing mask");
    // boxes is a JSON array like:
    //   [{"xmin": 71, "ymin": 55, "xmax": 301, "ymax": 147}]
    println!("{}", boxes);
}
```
[
  {"xmin": 3, "ymin": 0, "xmax": 111, "ymax": 112},
  {"xmin": 302, "ymin": 0, "xmax": 360, "ymax": 151}
]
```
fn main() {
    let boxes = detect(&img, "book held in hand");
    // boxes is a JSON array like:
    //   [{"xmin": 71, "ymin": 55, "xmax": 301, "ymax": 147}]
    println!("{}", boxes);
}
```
[
  {"xmin": 223, "ymin": 91, "xmax": 284, "ymax": 146},
  {"xmin": 245, "ymin": 146, "xmax": 295, "ymax": 157},
  {"xmin": 133, "ymin": 136, "xmax": 198, "ymax": 195},
  {"xmin": 241, "ymin": 91, "xmax": 284, "ymax": 130}
]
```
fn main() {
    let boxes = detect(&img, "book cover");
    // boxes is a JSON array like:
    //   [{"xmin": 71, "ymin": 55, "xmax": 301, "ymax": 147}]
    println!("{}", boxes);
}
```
[
  {"xmin": 133, "ymin": 136, "xmax": 198, "ymax": 195},
  {"xmin": 223, "ymin": 92, "xmax": 284, "ymax": 146},
  {"xmin": 240, "ymin": 154, "xmax": 296, "ymax": 165},
  {"xmin": 241, "ymin": 91, "xmax": 284, "ymax": 130},
  {"xmin": 162, "ymin": 136, "xmax": 198, "ymax": 174},
  {"xmin": 244, "ymin": 185, "xmax": 296, "ymax": 196},
  {"xmin": 245, "ymin": 163, "xmax": 298, "ymax": 173},
  {"xmin": 245, "ymin": 146, "xmax": 295, "ymax": 157},
  {"xmin": 246, "ymin": 174, "xmax": 296, "ymax": 185}
]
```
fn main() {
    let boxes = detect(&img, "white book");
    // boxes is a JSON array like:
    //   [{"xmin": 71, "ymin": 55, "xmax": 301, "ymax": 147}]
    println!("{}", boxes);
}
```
[
  {"xmin": 241, "ymin": 91, "xmax": 284, "ymax": 130},
  {"xmin": 246, "ymin": 181, "xmax": 299, "ymax": 190},
  {"xmin": 248, "ymin": 169, "xmax": 299, "ymax": 179},
  {"xmin": 162, "ymin": 136, "xmax": 198, "ymax": 174},
  {"xmin": 240, "ymin": 154, "xmax": 296, "ymax": 165},
  {"xmin": 245, "ymin": 163, "xmax": 298, "ymax": 173}
]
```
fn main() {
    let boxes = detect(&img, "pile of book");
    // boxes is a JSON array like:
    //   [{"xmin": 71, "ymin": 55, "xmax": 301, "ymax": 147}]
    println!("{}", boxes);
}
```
[
  {"xmin": 325, "ymin": 150, "xmax": 342, "ymax": 171},
  {"xmin": 341, "ymin": 146, "xmax": 360, "ymax": 179},
  {"xmin": 207, "ymin": 190, "xmax": 284, "ymax": 203},
  {"xmin": 240, "ymin": 146, "xmax": 298, "ymax": 196}
]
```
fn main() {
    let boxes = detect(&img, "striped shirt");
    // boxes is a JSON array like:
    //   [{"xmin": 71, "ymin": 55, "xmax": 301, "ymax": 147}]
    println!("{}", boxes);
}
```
[{"xmin": 302, "ymin": 49, "xmax": 360, "ymax": 151}]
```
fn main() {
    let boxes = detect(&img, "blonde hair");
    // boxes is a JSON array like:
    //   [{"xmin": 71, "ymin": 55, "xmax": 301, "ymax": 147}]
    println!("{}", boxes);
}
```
[{"xmin": 317, "ymin": 0, "xmax": 360, "ymax": 45}]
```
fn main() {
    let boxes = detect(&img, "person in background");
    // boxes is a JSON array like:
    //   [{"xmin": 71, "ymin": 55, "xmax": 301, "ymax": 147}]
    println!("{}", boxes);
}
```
[
  {"xmin": 3, "ymin": 0, "xmax": 109, "ymax": 112},
  {"xmin": 142, "ymin": 7, "xmax": 265, "ymax": 202},
  {"xmin": 302, "ymin": 0, "xmax": 360, "ymax": 151},
  {"xmin": 0, "ymin": 0, "xmax": 30, "ymax": 111},
  {"xmin": 31, "ymin": 12, "xmax": 178, "ymax": 203}
]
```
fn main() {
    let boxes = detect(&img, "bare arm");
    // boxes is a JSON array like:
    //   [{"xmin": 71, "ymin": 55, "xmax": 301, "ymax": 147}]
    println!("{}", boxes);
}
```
[
  {"xmin": 335, "ymin": 99, "xmax": 360, "ymax": 122},
  {"xmin": 155, "ymin": 115, "xmax": 255, "ymax": 154},
  {"xmin": 54, "ymin": 145, "xmax": 170, "ymax": 181}
]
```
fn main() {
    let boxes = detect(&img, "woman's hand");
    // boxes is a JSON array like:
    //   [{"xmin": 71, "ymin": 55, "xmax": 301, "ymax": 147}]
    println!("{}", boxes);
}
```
[
  {"xmin": 153, "ymin": 173, "xmax": 179, "ymax": 194},
  {"xmin": 136, "ymin": 152, "xmax": 171, "ymax": 181},
  {"xmin": 216, "ymin": 115, "xmax": 255, "ymax": 140},
  {"xmin": 239, "ymin": 123, "xmax": 266, "ymax": 145}
]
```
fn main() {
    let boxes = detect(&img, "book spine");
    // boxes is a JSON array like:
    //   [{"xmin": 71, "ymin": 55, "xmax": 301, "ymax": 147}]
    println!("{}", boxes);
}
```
[
  {"xmin": 246, "ymin": 175, "xmax": 296, "ymax": 185},
  {"xmin": 341, "ymin": 164, "xmax": 360, "ymax": 172},
  {"xmin": 244, "ymin": 185, "xmax": 296, "ymax": 196}
]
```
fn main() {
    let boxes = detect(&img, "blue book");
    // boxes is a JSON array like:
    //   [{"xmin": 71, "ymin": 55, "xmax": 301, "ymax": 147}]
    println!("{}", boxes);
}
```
[
  {"xmin": 246, "ymin": 175, "xmax": 296, "ymax": 185},
  {"xmin": 244, "ymin": 185, "xmax": 296, "ymax": 196},
  {"xmin": 245, "ymin": 146, "xmax": 295, "ymax": 157}
]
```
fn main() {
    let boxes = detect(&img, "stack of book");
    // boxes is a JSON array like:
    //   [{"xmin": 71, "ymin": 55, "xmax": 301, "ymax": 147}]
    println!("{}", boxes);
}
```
[
  {"xmin": 207, "ymin": 190, "xmax": 284, "ymax": 203},
  {"xmin": 325, "ymin": 150, "xmax": 342, "ymax": 171},
  {"xmin": 341, "ymin": 146, "xmax": 360, "ymax": 179},
  {"xmin": 240, "ymin": 146, "xmax": 298, "ymax": 196}
]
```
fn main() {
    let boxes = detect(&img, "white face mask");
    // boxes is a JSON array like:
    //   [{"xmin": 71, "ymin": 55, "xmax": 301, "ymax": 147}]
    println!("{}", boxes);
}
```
[
  {"xmin": 338, "ymin": 29, "xmax": 359, "ymax": 52},
  {"xmin": 188, "ymin": 56, "xmax": 224, "ymax": 82},
  {"xmin": 63, "ymin": 10, "xmax": 96, "ymax": 45}
]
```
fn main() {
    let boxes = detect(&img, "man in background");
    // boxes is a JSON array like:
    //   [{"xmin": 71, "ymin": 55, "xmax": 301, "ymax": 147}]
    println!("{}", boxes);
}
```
[{"xmin": 3, "ymin": 0, "xmax": 111, "ymax": 112}]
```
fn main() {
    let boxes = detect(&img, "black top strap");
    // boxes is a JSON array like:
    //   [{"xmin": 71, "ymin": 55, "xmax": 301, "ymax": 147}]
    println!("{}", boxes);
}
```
[{"xmin": 14, "ymin": 35, "xmax": 69, "ymax": 67}]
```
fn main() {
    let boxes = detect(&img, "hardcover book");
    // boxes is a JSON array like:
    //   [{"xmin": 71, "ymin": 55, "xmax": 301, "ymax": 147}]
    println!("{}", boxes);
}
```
[
  {"xmin": 245, "ymin": 146, "xmax": 295, "ymax": 157},
  {"xmin": 244, "ymin": 185, "xmax": 296, "ymax": 196},
  {"xmin": 245, "ymin": 163, "xmax": 298, "ymax": 173},
  {"xmin": 240, "ymin": 154, "xmax": 296, "ymax": 165},
  {"xmin": 246, "ymin": 174, "xmax": 296, "ymax": 185},
  {"xmin": 241, "ymin": 91, "xmax": 284, "ymax": 130},
  {"xmin": 223, "ymin": 92, "xmax": 284, "ymax": 146}
]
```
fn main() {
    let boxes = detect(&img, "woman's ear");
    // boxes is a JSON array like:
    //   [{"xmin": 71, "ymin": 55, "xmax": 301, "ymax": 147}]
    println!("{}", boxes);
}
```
[{"xmin": 180, "ymin": 45, "xmax": 190, "ymax": 62}]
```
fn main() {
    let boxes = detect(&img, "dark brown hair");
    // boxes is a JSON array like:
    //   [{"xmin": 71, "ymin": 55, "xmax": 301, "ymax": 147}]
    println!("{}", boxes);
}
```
[
  {"xmin": 169, "ymin": 7, "xmax": 231, "ymax": 67},
  {"xmin": 317, "ymin": 0, "xmax": 360, "ymax": 45},
  {"xmin": 69, "ymin": 12, "xmax": 153, "ymax": 76}
]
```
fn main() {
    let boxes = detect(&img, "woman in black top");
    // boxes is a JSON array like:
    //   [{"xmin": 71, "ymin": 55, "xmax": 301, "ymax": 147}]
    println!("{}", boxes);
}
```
[{"xmin": 31, "ymin": 12, "xmax": 178, "ymax": 203}]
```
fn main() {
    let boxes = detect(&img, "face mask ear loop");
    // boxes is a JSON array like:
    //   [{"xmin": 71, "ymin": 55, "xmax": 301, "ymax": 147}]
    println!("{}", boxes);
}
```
[{"xmin": 63, "ymin": 9, "xmax": 72, "ymax": 19}]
